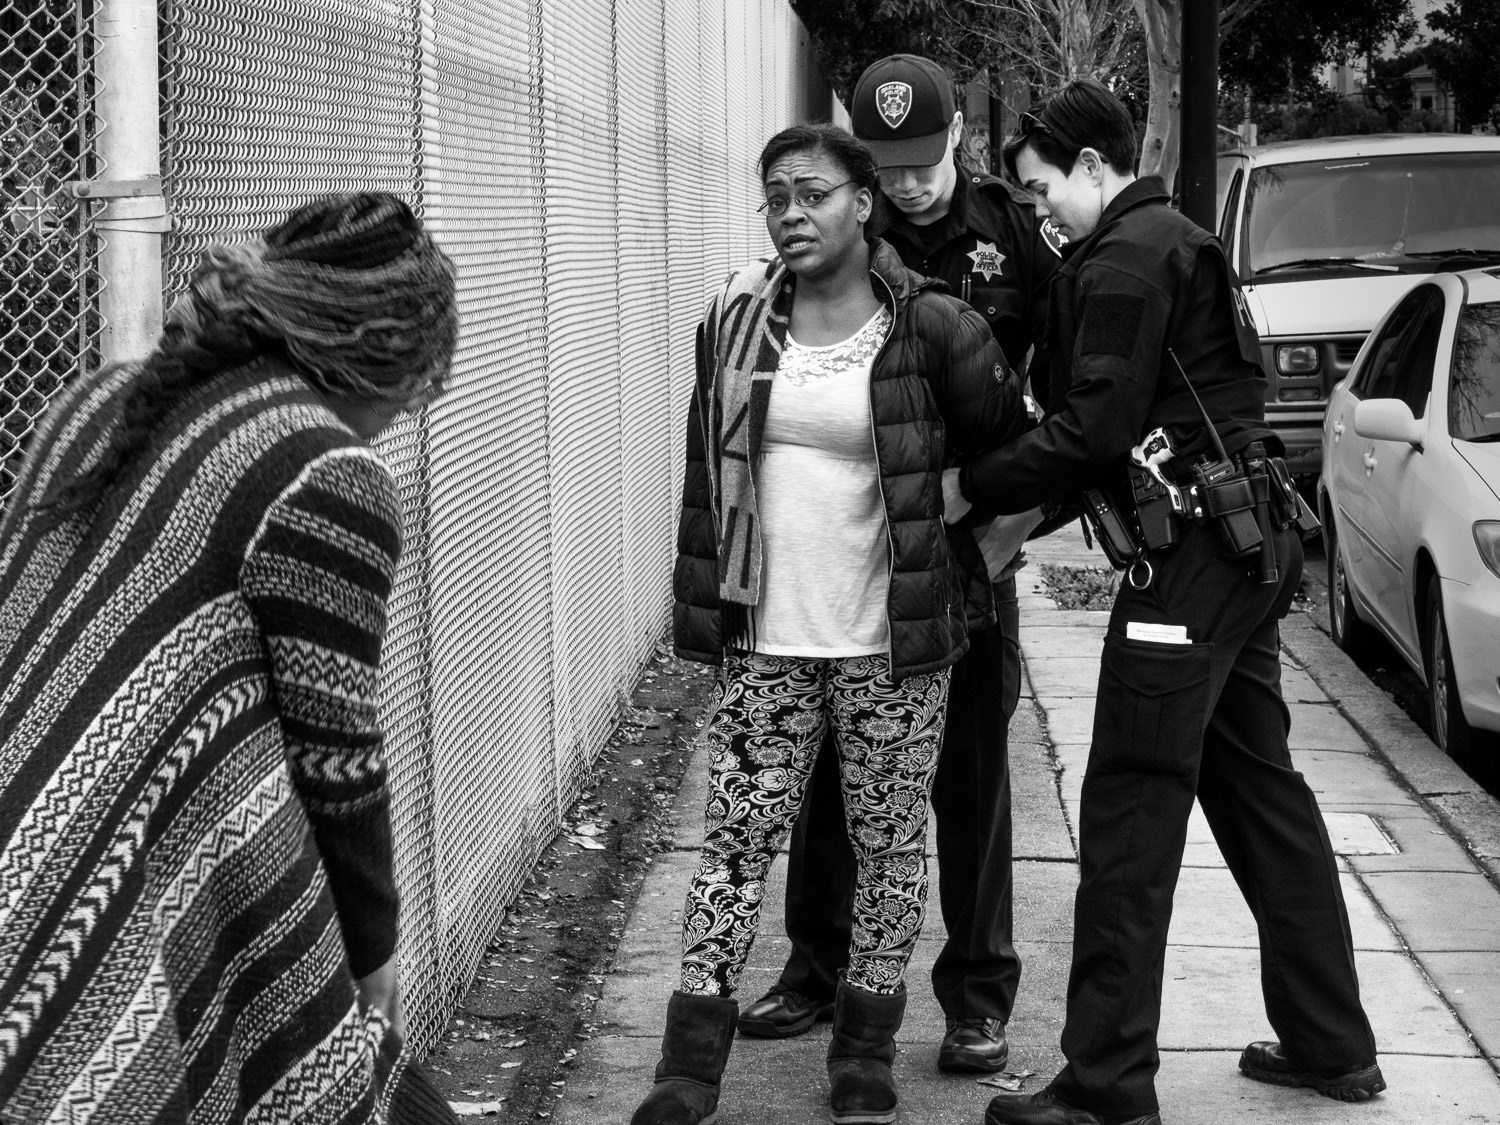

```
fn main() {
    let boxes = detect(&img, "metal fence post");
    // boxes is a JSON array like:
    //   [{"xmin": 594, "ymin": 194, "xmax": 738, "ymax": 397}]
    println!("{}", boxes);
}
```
[{"xmin": 91, "ymin": 0, "xmax": 164, "ymax": 363}]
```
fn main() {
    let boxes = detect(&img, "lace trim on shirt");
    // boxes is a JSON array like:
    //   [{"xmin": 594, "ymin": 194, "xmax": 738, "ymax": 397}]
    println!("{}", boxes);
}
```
[{"xmin": 778, "ymin": 306, "xmax": 892, "ymax": 388}]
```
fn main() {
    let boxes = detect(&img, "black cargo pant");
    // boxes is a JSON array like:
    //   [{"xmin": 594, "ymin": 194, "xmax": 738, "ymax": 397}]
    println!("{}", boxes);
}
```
[
  {"xmin": 776, "ymin": 575, "xmax": 1023, "ymax": 1023},
  {"xmin": 1048, "ymin": 521, "xmax": 1377, "ymax": 1117}
]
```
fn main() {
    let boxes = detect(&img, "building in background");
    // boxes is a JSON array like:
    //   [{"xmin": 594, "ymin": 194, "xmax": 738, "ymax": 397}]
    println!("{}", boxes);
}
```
[
  {"xmin": 1403, "ymin": 62, "xmax": 1457, "ymax": 129},
  {"xmin": 1325, "ymin": 0, "xmax": 1459, "ymax": 130}
]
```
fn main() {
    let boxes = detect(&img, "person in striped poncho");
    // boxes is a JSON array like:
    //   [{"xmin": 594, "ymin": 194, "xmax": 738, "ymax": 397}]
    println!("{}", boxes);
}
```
[{"xmin": 0, "ymin": 194, "xmax": 457, "ymax": 1124}]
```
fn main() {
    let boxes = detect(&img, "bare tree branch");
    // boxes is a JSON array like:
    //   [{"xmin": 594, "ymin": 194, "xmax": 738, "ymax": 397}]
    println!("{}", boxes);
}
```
[{"xmin": 1219, "ymin": 0, "xmax": 1272, "ymax": 39}]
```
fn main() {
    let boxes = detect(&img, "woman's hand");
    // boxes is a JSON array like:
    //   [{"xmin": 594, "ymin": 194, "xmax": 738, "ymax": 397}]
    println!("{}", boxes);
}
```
[
  {"xmin": 942, "ymin": 467, "xmax": 972, "ymax": 525},
  {"xmin": 356, "ymin": 956, "xmax": 405, "ymax": 1037}
]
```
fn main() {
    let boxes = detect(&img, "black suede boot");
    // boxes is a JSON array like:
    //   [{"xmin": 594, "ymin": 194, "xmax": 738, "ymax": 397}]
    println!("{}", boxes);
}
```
[
  {"xmin": 630, "ymin": 991, "xmax": 739, "ymax": 1125},
  {"xmin": 826, "ymin": 980, "xmax": 906, "ymax": 1125}
]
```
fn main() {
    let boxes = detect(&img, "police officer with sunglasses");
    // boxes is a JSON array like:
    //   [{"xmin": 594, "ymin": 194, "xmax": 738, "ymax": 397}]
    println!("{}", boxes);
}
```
[{"xmin": 947, "ymin": 78, "xmax": 1384, "ymax": 1125}]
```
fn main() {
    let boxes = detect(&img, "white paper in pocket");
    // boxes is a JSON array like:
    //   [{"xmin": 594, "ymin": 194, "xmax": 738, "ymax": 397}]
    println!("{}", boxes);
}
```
[{"xmin": 1125, "ymin": 621, "xmax": 1189, "ymax": 644}]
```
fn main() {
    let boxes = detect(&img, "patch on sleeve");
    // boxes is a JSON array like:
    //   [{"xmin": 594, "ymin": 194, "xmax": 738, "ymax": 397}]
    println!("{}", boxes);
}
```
[{"xmin": 1079, "ymin": 293, "xmax": 1147, "ymax": 358}]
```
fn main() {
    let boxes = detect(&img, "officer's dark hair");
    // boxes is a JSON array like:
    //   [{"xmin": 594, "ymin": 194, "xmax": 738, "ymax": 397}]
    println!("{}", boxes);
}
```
[
  {"xmin": 1002, "ymin": 78, "xmax": 1138, "ymax": 182},
  {"xmin": 758, "ymin": 124, "xmax": 879, "ymax": 192}
]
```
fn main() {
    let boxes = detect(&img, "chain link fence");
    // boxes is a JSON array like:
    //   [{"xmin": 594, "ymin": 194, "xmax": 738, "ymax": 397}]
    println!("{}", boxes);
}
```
[
  {"xmin": 1, "ymin": 0, "xmax": 100, "ymax": 497},
  {"xmin": 2, "ymin": 0, "xmax": 838, "ymax": 1053}
]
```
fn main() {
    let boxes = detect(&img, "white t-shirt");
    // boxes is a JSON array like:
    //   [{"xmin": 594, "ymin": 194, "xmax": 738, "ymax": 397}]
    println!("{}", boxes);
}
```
[{"xmin": 752, "ymin": 306, "xmax": 893, "ymax": 657}]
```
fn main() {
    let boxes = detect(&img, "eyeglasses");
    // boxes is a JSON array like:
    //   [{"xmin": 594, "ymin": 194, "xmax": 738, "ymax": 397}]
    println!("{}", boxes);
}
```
[{"xmin": 758, "ymin": 181, "xmax": 856, "ymax": 217}]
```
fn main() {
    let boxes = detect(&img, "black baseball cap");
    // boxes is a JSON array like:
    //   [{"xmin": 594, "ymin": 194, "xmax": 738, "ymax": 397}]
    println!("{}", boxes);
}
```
[{"xmin": 850, "ymin": 54, "xmax": 957, "ymax": 168}]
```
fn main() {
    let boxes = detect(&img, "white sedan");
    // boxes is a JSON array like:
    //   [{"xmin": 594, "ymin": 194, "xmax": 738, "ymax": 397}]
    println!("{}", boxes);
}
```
[{"xmin": 1320, "ymin": 267, "xmax": 1500, "ymax": 756}]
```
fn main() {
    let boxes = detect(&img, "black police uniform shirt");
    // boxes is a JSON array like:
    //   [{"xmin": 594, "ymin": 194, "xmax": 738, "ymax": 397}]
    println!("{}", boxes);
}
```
[
  {"xmin": 868, "ymin": 160, "xmax": 1062, "ymax": 377},
  {"xmin": 959, "ymin": 175, "xmax": 1274, "ymax": 518}
]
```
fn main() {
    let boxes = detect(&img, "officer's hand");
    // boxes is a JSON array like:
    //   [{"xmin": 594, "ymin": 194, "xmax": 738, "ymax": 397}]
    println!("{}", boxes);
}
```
[{"xmin": 942, "ymin": 467, "xmax": 972, "ymax": 525}]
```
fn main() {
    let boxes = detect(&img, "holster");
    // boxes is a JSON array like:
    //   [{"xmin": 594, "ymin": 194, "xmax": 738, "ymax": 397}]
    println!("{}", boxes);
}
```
[
  {"xmin": 1080, "ymin": 487, "xmax": 1141, "ymax": 569},
  {"xmin": 1268, "ymin": 456, "xmax": 1322, "ymax": 542},
  {"xmin": 1128, "ymin": 464, "xmax": 1181, "ymax": 552}
]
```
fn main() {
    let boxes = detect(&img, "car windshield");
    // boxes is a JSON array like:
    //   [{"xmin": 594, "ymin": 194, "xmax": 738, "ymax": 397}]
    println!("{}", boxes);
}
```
[
  {"xmin": 1243, "ymin": 152, "xmax": 1500, "ymax": 275},
  {"xmin": 1450, "ymin": 301, "xmax": 1500, "ymax": 442}
]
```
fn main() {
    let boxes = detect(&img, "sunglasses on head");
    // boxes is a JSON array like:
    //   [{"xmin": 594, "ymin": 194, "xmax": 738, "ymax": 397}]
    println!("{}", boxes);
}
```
[{"xmin": 1017, "ymin": 111, "xmax": 1056, "ymax": 140}]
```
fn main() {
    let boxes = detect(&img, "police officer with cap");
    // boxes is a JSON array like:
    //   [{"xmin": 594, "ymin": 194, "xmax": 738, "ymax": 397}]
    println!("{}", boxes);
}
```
[
  {"xmin": 947, "ymin": 78, "xmax": 1384, "ymax": 1125},
  {"xmin": 737, "ymin": 52, "xmax": 1060, "ymax": 1077}
]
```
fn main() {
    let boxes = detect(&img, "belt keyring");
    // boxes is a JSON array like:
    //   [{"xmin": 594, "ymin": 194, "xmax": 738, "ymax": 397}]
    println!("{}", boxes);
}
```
[{"xmin": 1127, "ymin": 552, "xmax": 1154, "ymax": 590}]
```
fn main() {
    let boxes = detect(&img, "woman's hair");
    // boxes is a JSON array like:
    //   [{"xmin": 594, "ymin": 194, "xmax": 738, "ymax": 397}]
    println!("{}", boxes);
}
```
[
  {"xmin": 38, "ymin": 192, "xmax": 457, "ymax": 516},
  {"xmin": 1002, "ymin": 78, "xmax": 1138, "ymax": 182},
  {"xmin": 757, "ymin": 124, "xmax": 879, "ymax": 192}
]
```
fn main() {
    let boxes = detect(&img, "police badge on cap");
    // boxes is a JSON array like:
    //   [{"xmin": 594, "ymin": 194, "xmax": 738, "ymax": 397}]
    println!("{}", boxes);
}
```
[
  {"xmin": 851, "ymin": 54, "xmax": 957, "ymax": 169},
  {"xmin": 876, "ymin": 82, "xmax": 912, "ymax": 129}
]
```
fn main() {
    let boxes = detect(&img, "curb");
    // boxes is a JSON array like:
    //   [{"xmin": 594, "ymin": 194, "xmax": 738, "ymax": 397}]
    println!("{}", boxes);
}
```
[{"xmin": 1279, "ymin": 611, "xmax": 1500, "ymax": 885}]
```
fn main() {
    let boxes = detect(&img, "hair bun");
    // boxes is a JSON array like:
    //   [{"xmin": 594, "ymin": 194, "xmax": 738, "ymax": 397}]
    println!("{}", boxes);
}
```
[{"xmin": 263, "ymin": 193, "xmax": 421, "ymax": 269}]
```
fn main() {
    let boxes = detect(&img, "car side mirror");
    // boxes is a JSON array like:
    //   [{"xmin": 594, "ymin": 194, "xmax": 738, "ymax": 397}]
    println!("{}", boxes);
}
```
[{"xmin": 1354, "ymin": 398, "xmax": 1423, "ymax": 448}]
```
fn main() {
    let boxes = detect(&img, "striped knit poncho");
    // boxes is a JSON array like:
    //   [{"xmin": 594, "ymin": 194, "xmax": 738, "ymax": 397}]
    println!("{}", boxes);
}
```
[{"xmin": 0, "ymin": 357, "xmax": 409, "ymax": 1123}]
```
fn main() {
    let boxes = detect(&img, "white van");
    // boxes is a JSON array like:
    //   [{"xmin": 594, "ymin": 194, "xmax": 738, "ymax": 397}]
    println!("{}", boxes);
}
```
[{"xmin": 1215, "ymin": 133, "xmax": 1500, "ymax": 477}]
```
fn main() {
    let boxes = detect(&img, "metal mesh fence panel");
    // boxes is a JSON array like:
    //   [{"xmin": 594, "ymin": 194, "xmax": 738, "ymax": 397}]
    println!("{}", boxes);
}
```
[
  {"xmin": 157, "ymin": 0, "xmax": 423, "ymax": 296},
  {"xmin": 662, "ymin": 0, "xmax": 708, "ymax": 451},
  {"xmin": 1, "ymin": 0, "xmax": 831, "ymax": 1056},
  {"xmin": 418, "ymin": 0, "xmax": 557, "ymax": 1052},
  {"xmin": 540, "ymin": 0, "xmax": 631, "ymax": 810},
  {"xmin": 694, "ymin": 1, "xmax": 735, "ymax": 290},
  {"xmin": 1, "ymin": 0, "xmax": 100, "ymax": 499},
  {"xmin": 615, "ymin": 0, "xmax": 675, "ymax": 656}
]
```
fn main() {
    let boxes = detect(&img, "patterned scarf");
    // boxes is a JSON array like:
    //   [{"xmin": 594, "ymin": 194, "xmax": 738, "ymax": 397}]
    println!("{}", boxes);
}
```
[{"xmin": 702, "ymin": 258, "xmax": 792, "ymax": 635}]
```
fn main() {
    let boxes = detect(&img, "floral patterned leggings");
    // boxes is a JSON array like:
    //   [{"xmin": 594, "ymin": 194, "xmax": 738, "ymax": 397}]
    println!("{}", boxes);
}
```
[{"xmin": 679, "ymin": 651, "xmax": 951, "ymax": 998}]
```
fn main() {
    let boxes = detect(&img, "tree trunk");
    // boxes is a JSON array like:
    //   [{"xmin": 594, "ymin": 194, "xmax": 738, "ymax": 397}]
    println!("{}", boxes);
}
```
[
  {"xmin": 1060, "ymin": 0, "xmax": 1091, "ymax": 80},
  {"xmin": 1134, "ymin": 0, "xmax": 1182, "ymax": 189}
]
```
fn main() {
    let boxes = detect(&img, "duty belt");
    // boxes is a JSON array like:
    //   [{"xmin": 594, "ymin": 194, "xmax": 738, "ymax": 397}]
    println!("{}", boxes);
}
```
[{"xmin": 1078, "ymin": 348, "xmax": 1321, "ymax": 589}]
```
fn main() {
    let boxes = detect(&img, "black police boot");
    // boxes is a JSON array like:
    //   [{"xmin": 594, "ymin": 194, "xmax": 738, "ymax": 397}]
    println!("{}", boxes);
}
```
[
  {"xmin": 938, "ymin": 1017, "xmax": 1009, "ymax": 1073},
  {"xmin": 630, "ymin": 991, "xmax": 738, "ymax": 1125},
  {"xmin": 826, "ymin": 980, "xmax": 905, "ymax": 1125},
  {"xmin": 983, "ymin": 1091, "xmax": 1162, "ymax": 1125},
  {"xmin": 739, "ymin": 981, "xmax": 836, "ymax": 1038},
  {"xmin": 1239, "ymin": 1040, "xmax": 1386, "ymax": 1102}
]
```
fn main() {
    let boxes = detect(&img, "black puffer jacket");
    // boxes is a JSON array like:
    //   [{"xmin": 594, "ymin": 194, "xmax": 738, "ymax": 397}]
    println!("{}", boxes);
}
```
[{"xmin": 673, "ymin": 238, "xmax": 1027, "ymax": 681}]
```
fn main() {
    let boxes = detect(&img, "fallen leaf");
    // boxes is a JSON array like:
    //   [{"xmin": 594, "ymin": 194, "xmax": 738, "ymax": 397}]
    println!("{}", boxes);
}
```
[
  {"xmin": 976, "ymin": 1069, "xmax": 1036, "ymax": 1092},
  {"xmin": 567, "ymin": 836, "xmax": 606, "ymax": 850},
  {"xmin": 505, "ymin": 1039, "xmax": 527, "ymax": 1049},
  {"xmin": 630, "ymin": 758, "xmax": 645, "ymax": 766},
  {"xmin": 448, "ymin": 1101, "xmax": 504, "ymax": 1116},
  {"xmin": 501, "ymin": 1060, "xmax": 522, "ymax": 1069}
]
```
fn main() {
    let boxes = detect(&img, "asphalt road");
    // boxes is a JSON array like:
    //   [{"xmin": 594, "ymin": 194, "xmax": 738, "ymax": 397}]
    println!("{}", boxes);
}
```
[{"xmin": 1298, "ymin": 538, "xmax": 1500, "ymax": 798}]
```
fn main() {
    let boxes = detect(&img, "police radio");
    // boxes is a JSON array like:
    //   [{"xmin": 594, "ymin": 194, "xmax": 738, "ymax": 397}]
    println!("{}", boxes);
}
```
[{"xmin": 1167, "ymin": 349, "xmax": 1266, "ymax": 568}]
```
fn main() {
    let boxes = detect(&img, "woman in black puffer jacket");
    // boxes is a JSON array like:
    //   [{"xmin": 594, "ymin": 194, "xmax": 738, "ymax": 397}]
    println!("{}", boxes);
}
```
[
  {"xmin": 633, "ymin": 124, "xmax": 1028, "ymax": 1125},
  {"xmin": 673, "ymin": 235, "xmax": 1023, "ymax": 682}
]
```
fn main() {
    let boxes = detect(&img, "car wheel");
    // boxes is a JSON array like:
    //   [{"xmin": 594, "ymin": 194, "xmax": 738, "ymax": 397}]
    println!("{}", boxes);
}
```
[
  {"xmin": 1326, "ymin": 514, "xmax": 1378, "ymax": 660},
  {"xmin": 1426, "ymin": 574, "xmax": 1476, "ymax": 760}
]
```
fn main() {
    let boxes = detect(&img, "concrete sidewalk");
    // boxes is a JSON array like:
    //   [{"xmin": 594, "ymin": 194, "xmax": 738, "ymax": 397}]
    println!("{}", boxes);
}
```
[{"xmin": 551, "ymin": 525, "xmax": 1500, "ymax": 1124}]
